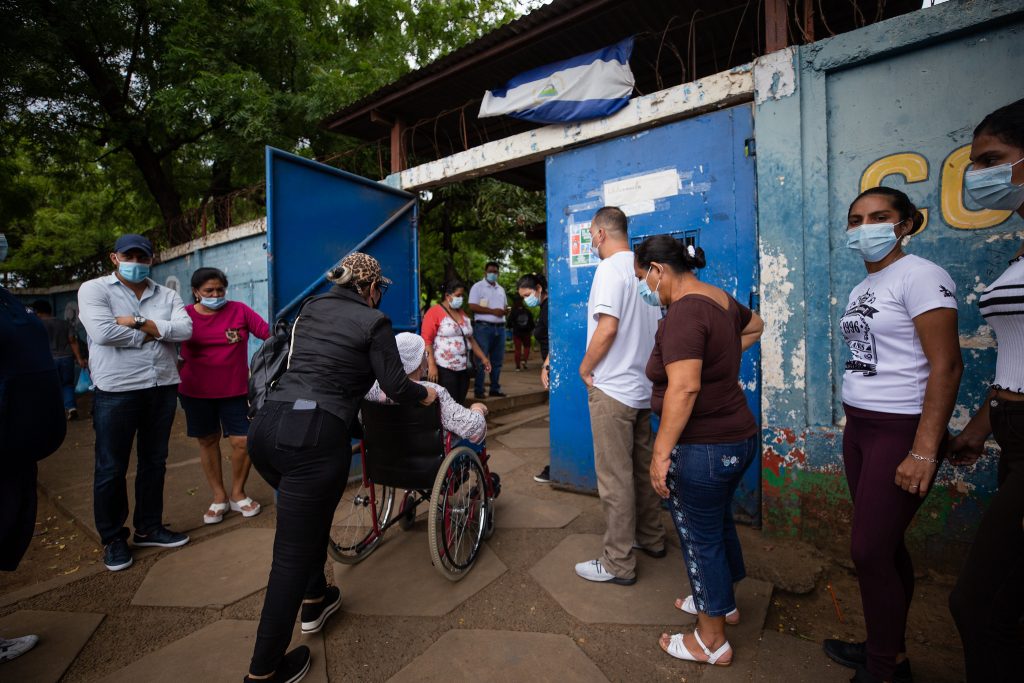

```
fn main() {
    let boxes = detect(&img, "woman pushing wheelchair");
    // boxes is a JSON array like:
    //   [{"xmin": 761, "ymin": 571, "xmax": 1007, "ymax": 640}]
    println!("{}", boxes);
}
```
[{"xmin": 244, "ymin": 252, "xmax": 436, "ymax": 683}]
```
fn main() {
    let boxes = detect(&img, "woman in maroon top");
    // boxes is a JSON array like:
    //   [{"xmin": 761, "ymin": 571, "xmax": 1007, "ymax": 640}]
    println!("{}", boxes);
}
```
[
  {"xmin": 179, "ymin": 268, "xmax": 269, "ymax": 525},
  {"xmin": 636, "ymin": 235, "xmax": 763, "ymax": 668}
]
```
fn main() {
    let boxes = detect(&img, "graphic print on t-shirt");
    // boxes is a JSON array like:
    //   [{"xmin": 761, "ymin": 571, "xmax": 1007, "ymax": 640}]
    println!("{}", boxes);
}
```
[{"xmin": 841, "ymin": 290, "xmax": 879, "ymax": 376}]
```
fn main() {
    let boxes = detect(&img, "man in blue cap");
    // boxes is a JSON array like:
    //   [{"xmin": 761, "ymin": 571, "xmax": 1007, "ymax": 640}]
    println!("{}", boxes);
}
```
[{"xmin": 77, "ymin": 234, "xmax": 193, "ymax": 571}]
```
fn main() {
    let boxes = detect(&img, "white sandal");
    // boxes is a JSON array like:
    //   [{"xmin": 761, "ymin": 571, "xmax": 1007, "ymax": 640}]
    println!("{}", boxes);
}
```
[
  {"xmin": 204, "ymin": 502, "xmax": 229, "ymax": 525},
  {"xmin": 676, "ymin": 595, "xmax": 740, "ymax": 624},
  {"xmin": 230, "ymin": 497, "xmax": 261, "ymax": 518},
  {"xmin": 663, "ymin": 630, "xmax": 732, "ymax": 666}
]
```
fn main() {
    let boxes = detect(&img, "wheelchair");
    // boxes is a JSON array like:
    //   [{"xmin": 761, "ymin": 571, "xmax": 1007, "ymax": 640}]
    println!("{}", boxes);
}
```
[{"xmin": 328, "ymin": 400, "xmax": 501, "ymax": 581}]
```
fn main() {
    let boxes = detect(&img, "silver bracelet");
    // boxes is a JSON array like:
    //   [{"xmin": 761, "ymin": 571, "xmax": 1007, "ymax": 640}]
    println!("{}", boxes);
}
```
[{"xmin": 910, "ymin": 451, "xmax": 938, "ymax": 464}]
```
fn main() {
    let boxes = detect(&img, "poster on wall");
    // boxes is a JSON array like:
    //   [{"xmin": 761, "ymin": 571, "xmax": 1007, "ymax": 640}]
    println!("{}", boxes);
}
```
[{"xmin": 569, "ymin": 219, "xmax": 595, "ymax": 267}]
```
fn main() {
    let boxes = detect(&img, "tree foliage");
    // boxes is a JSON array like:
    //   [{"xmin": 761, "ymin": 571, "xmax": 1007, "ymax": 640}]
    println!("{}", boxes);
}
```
[{"xmin": 0, "ymin": 0, "xmax": 531, "ymax": 285}]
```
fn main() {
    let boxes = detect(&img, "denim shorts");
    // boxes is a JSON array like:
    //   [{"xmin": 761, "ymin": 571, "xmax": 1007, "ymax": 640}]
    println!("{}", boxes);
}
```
[{"xmin": 178, "ymin": 393, "xmax": 250, "ymax": 438}]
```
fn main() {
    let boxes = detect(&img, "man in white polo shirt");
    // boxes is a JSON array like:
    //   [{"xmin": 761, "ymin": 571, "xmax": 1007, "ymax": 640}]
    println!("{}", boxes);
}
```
[
  {"xmin": 468, "ymin": 261, "xmax": 509, "ymax": 399},
  {"xmin": 575, "ymin": 206, "xmax": 665, "ymax": 585}
]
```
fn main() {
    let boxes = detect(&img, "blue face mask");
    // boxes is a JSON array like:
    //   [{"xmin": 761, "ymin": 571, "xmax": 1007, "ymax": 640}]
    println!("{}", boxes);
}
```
[
  {"xmin": 638, "ymin": 266, "xmax": 663, "ymax": 306},
  {"xmin": 486, "ymin": 272, "xmax": 498, "ymax": 283},
  {"xmin": 964, "ymin": 158, "xmax": 1024, "ymax": 211},
  {"xmin": 201, "ymin": 296, "xmax": 227, "ymax": 310},
  {"xmin": 117, "ymin": 259, "xmax": 150, "ymax": 283},
  {"xmin": 524, "ymin": 293, "xmax": 540, "ymax": 308},
  {"xmin": 0, "ymin": 233, "xmax": 8, "ymax": 262},
  {"xmin": 846, "ymin": 221, "xmax": 904, "ymax": 263},
  {"xmin": 449, "ymin": 296, "xmax": 463, "ymax": 308}
]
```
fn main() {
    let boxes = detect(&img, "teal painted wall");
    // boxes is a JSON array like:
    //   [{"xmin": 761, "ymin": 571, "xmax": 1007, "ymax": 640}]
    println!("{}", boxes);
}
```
[{"xmin": 755, "ymin": 0, "xmax": 1024, "ymax": 568}]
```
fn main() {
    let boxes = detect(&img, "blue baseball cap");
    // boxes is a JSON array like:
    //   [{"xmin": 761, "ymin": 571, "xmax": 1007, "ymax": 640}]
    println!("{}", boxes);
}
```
[{"xmin": 113, "ymin": 234, "xmax": 154, "ymax": 257}]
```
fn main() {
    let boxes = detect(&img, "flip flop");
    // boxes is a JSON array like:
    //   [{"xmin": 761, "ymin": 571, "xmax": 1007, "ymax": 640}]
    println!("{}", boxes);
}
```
[
  {"xmin": 230, "ymin": 497, "xmax": 262, "ymax": 518},
  {"xmin": 204, "ymin": 502, "xmax": 229, "ymax": 525}
]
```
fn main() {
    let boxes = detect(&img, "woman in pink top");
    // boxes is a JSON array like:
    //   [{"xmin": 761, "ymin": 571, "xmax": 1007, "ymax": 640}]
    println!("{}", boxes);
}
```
[{"xmin": 179, "ymin": 268, "xmax": 270, "ymax": 525}]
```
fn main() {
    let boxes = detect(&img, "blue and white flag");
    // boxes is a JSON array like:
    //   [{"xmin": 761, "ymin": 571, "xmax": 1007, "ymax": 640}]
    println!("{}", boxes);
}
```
[{"xmin": 479, "ymin": 38, "xmax": 635, "ymax": 124}]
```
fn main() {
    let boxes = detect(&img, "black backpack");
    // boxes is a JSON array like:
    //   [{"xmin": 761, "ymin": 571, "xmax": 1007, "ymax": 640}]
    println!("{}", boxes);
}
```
[{"xmin": 247, "ymin": 297, "xmax": 313, "ymax": 418}]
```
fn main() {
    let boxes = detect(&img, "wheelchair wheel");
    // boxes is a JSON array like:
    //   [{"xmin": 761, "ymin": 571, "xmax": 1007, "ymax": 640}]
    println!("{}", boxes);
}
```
[
  {"xmin": 328, "ymin": 479, "xmax": 395, "ymax": 564},
  {"xmin": 428, "ymin": 446, "xmax": 491, "ymax": 581}
]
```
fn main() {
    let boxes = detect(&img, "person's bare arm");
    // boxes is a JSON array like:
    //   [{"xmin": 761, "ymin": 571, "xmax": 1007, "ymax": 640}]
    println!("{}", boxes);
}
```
[
  {"xmin": 895, "ymin": 308, "xmax": 962, "ymax": 497},
  {"xmin": 741, "ymin": 311, "xmax": 764, "ymax": 351},
  {"xmin": 578, "ymin": 314, "xmax": 618, "ymax": 388}
]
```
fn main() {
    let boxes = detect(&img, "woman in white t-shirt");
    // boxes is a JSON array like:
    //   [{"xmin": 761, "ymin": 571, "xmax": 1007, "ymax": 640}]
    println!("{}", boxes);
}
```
[
  {"xmin": 824, "ymin": 187, "xmax": 963, "ymax": 683},
  {"xmin": 947, "ymin": 99, "xmax": 1024, "ymax": 683}
]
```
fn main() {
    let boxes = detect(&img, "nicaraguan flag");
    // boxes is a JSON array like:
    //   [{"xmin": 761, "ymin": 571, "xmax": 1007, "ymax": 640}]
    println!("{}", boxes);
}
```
[{"xmin": 479, "ymin": 38, "xmax": 635, "ymax": 124}]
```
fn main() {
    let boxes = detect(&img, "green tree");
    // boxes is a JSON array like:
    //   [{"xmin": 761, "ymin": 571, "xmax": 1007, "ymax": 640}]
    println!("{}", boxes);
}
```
[
  {"xmin": 418, "ymin": 178, "xmax": 546, "ymax": 308},
  {"xmin": 0, "ymin": 0, "xmax": 526, "ymax": 284}
]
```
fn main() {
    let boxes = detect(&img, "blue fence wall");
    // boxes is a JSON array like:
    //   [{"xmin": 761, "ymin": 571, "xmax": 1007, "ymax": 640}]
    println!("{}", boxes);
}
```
[{"xmin": 754, "ymin": 0, "xmax": 1024, "ymax": 568}]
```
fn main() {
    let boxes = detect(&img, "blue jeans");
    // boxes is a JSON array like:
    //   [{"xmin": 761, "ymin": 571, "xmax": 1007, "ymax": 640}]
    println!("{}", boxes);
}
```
[
  {"xmin": 473, "ymin": 322, "xmax": 505, "ymax": 395},
  {"xmin": 92, "ymin": 385, "xmax": 179, "ymax": 545},
  {"xmin": 667, "ymin": 435, "xmax": 758, "ymax": 617},
  {"xmin": 54, "ymin": 356, "xmax": 76, "ymax": 410}
]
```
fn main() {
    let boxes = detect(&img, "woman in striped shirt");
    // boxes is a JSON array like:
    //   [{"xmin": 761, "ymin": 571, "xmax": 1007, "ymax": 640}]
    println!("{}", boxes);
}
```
[{"xmin": 948, "ymin": 98, "xmax": 1024, "ymax": 683}]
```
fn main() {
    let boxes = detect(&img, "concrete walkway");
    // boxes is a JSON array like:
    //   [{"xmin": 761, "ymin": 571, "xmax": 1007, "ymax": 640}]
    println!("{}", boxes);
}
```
[{"xmin": 1, "ymin": 404, "xmax": 847, "ymax": 682}]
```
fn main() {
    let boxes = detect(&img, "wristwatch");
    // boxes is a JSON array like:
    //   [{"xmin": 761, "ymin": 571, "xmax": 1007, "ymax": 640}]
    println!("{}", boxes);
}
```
[{"xmin": 132, "ymin": 314, "xmax": 146, "ymax": 329}]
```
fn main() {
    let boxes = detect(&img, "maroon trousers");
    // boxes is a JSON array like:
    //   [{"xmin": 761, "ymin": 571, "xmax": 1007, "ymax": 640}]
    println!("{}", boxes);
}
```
[{"xmin": 842, "ymin": 403, "xmax": 940, "ymax": 681}]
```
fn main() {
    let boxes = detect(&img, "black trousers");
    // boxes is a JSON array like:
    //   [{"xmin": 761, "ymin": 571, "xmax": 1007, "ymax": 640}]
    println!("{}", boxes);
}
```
[
  {"xmin": 247, "ymin": 399, "xmax": 352, "ymax": 676},
  {"xmin": 437, "ymin": 366, "xmax": 471, "ymax": 404},
  {"xmin": 950, "ymin": 397, "xmax": 1024, "ymax": 682},
  {"xmin": 0, "ymin": 460, "xmax": 38, "ymax": 571}
]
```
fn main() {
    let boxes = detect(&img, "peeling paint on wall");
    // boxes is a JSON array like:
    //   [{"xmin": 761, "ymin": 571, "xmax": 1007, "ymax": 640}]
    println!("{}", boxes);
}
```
[
  {"xmin": 753, "ymin": 47, "xmax": 796, "ymax": 104},
  {"xmin": 758, "ymin": 246, "xmax": 801, "ymax": 396}
]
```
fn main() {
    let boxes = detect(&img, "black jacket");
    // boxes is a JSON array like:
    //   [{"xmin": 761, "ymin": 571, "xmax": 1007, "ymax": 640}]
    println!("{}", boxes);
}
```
[{"xmin": 268, "ymin": 285, "xmax": 427, "ymax": 429}]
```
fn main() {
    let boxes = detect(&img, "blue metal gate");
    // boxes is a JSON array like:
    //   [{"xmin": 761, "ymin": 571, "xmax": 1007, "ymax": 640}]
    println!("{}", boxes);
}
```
[
  {"xmin": 545, "ymin": 105, "xmax": 761, "ymax": 523},
  {"xmin": 265, "ymin": 147, "xmax": 419, "ymax": 328}
]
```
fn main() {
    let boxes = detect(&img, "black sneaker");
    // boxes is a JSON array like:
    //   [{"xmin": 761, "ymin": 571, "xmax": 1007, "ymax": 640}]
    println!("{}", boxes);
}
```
[
  {"xmin": 133, "ymin": 526, "xmax": 190, "ymax": 548},
  {"xmin": 66, "ymin": 408, "xmax": 79, "ymax": 421},
  {"xmin": 243, "ymin": 645, "xmax": 310, "ymax": 683},
  {"xmin": 104, "ymin": 539, "xmax": 133, "ymax": 571},
  {"xmin": 533, "ymin": 465, "xmax": 552, "ymax": 483},
  {"xmin": 824, "ymin": 640, "xmax": 912, "ymax": 683},
  {"xmin": 300, "ymin": 586, "xmax": 342, "ymax": 634},
  {"xmin": 489, "ymin": 391, "xmax": 507, "ymax": 397},
  {"xmin": 474, "ymin": 392, "xmax": 486, "ymax": 400}
]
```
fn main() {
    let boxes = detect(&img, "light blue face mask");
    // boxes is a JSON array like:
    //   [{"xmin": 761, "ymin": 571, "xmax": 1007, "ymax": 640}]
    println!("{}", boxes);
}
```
[
  {"xmin": 117, "ymin": 259, "xmax": 150, "ymax": 283},
  {"xmin": 0, "ymin": 233, "xmax": 8, "ymax": 262},
  {"xmin": 524, "ymin": 293, "xmax": 540, "ymax": 308},
  {"xmin": 201, "ymin": 296, "xmax": 227, "ymax": 310},
  {"xmin": 485, "ymin": 272, "xmax": 498, "ymax": 283},
  {"xmin": 449, "ymin": 295, "xmax": 463, "ymax": 308},
  {"xmin": 846, "ymin": 220, "xmax": 905, "ymax": 263},
  {"xmin": 964, "ymin": 158, "xmax": 1024, "ymax": 211},
  {"xmin": 638, "ymin": 266, "xmax": 663, "ymax": 306}
]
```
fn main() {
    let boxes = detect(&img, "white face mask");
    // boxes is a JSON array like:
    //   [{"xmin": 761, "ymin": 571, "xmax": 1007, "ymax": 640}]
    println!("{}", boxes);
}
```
[{"xmin": 964, "ymin": 158, "xmax": 1024, "ymax": 211}]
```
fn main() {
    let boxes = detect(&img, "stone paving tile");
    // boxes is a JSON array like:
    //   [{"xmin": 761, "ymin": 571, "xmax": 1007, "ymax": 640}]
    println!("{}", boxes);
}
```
[
  {"xmin": 99, "ymin": 619, "xmax": 327, "ymax": 683},
  {"xmin": 132, "ymin": 528, "xmax": 275, "ymax": 608},
  {"xmin": 530, "ymin": 533, "xmax": 773, "ymax": 630},
  {"xmin": 387, "ymin": 629, "xmax": 610, "ymax": 683},
  {"xmin": 751, "ymin": 630, "xmax": 849, "ymax": 682},
  {"xmin": 494, "ymin": 427, "xmax": 550, "ymax": 449},
  {"xmin": 0, "ymin": 609, "xmax": 104, "ymax": 683},
  {"xmin": 486, "ymin": 445, "xmax": 525, "ymax": 475},
  {"xmin": 334, "ymin": 526, "xmax": 506, "ymax": 617},
  {"xmin": 493, "ymin": 490, "xmax": 580, "ymax": 529}
]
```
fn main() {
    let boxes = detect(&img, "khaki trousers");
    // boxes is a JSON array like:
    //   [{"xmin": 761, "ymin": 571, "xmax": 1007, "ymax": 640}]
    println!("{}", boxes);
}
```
[{"xmin": 588, "ymin": 385, "xmax": 666, "ymax": 580}]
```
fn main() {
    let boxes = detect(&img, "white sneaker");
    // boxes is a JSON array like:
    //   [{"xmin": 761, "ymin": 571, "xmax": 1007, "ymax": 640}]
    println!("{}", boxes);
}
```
[
  {"xmin": 0, "ymin": 635, "xmax": 39, "ymax": 663},
  {"xmin": 574, "ymin": 558, "xmax": 636, "ymax": 585}
]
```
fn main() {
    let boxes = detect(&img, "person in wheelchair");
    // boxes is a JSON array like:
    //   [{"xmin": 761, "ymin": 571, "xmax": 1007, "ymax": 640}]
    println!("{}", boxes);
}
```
[
  {"xmin": 365, "ymin": 332, "xmax": 488, "ymax": 448},
  {"xmin": 245, "ymin": 253, "xmax": 436, "ymax": 683}
]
